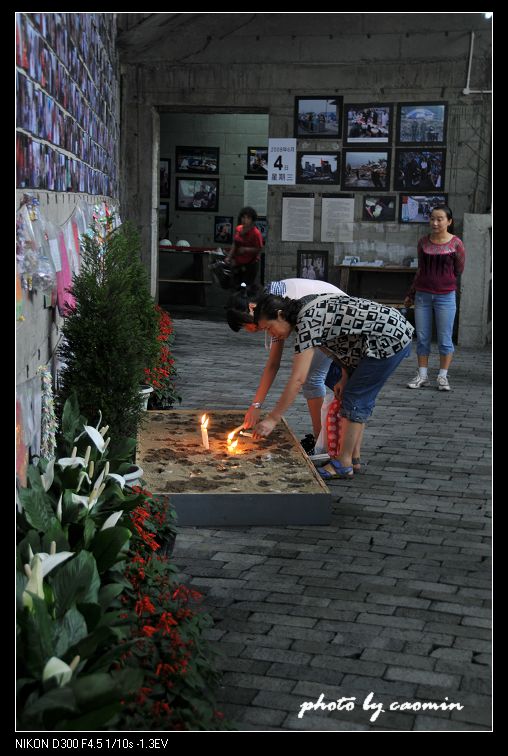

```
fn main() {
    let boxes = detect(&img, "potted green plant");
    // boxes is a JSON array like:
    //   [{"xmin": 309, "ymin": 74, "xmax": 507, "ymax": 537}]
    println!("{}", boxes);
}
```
[{"xmin": 57, "ymin": 223, "xmax": 159, "ymax": 441}]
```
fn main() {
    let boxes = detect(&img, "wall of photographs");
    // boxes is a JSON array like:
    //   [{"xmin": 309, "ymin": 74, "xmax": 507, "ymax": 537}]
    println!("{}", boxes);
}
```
[
  {"xmin": 16, "ymin": 13, "xmax": 120, "ymax": 197},
  {"xmin": 292, "ymin": 97, "xmax": 449, "ymax": 225}
]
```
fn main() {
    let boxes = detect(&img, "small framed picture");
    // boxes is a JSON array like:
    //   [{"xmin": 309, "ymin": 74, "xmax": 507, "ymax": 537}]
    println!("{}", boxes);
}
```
[
  {"xmin": 294, "ymin": 97, "xmax": 343, "ymax": 139},
  {"xmin": 297, "ymin": 250, "xmax": 329, "ymax": 282},
  {"xmin": 175, "ymin": 146, "xmax": 219, "ymax": 174},
  {"xmin": 362, "ymin": 195, "xmax": 397, "ymax": 222},
  {"xmin": 296, "ymin": 151, "xmax": 340, "ymax": 185},
  {"xmin": 159, "ymin": 157, "xmax": 170, "ymax": 199},
  {"xmin": 255, "ymin": 217, "xmax": 268, "ymax": 242},
  {"xmin": 397, "ymin": 102, "xmax": 448, "ymax": 146},
  {"xmin": 341, "ymin": 149, "xmax": 391, "ymax": 191},
  {"xmin": 214, "ymin": 215, "xmax": 233, "ymax": 244},
  {"xmin": 247, "ymin": 146, "xmax": 268, "ymax": 175},
  {"xmin": 399, "ymin": 193, "xmax": 449, "ymax": 223},
  {"xmin": 394, "ymin": 148, "xmax": 446, "ymax": 191},
  {"xmin": 344, "ymin": 104, "xmax": 393, "ymax": 145},
  {"xmin": 175, "ymin": 178, "xmax": 219, "ymax": 212}
]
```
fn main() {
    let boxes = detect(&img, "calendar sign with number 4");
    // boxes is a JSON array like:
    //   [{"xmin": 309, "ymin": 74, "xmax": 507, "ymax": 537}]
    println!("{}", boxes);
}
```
[{"xmin": 267, "ymin": 138, "xmax": 297, "ymax": 185}]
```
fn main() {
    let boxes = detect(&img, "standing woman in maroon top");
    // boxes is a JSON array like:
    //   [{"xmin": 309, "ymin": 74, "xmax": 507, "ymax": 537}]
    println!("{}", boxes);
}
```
[
  {"xmin": 404, "ymin": 205, "xmax": 466, "ymax": 391},
  {"xmin": 225, "ymin": 206, "xmax": 264, "ymax": 289}
]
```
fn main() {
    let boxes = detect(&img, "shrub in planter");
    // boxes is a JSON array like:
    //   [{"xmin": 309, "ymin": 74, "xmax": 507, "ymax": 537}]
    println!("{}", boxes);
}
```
[
  {"xmin": 145, "ymin": 306, "xmax": 181, "ymax": 410},
  {"xmin": 57, "ymin": 222, "xmax": 159, "ymax": 440}
]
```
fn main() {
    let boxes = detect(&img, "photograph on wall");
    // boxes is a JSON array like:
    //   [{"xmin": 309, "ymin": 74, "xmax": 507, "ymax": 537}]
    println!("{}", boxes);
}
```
[
  {"xmin": 296, "ymin": 151, "xmax": 339, "ymax": 185},
  {"xmin": 214, "ymin": 215, "xmax": 233, "ymax": 244},
  {"xmin": 294, "ymin": 97, "xmax": 343, "ymax": 139},
  {"xmin": 247, "ymin": 146, "xmax": 268, "ymax": 175},
  {"xmin": 297, "ymin": 250, "xmax": 329, "ymax": 281},
  {"xmin": 341, "ymin": 150, "xmax": 391, "ymax": 191},
  {"xmin": 175, "ymin": 146, "xmax": 219, "ymax": 174},
  {"xmin": 160, "ymin": 157, "xmax": 170, "ymax": 199},
  {"xmin": 175, "ymin": 178, "xmax": 219, "ymax": 211},
  {"xmin": 344, "ymin": 104, "xmax": 393, "ymax": 145},
  {"xmin": 394, "ymin": 148, "xmax": 445, "ymax": 191},
  {"xmin": 362, "ymin": 195, "xmax": 397, "ymax": 222},
  {"xmin": 399, "ymin": 193, "xmax": 449, "ymax": 223},
  {"xmin": 255, "ymin": 217, "xmax": 268, "ymax": 242},
  {"xmin": 158, "ymin": 202, "xmax": 169, "ymax": 234},
  {"xmin": 397, "ymin": 103, "xmax": 448, "ymax": 146}
]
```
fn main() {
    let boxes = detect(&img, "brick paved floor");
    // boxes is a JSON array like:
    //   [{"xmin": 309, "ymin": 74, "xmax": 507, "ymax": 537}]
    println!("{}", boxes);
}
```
[{"xmin": 168, "ymin": 318, "xmax": 491, "ymax": 731}]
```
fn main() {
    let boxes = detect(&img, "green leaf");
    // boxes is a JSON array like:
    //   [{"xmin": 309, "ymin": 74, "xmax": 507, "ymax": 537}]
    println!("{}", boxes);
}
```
[
  {"xmin": 18, "ymin": 596, "xmax": 55, "ymax": 677},
  {"xmin": 76, "ymin": 602, "xmax": 102, "ymax": 633},
  {"xmin": 51, "ymin": 551, "xmax": 101, "ymax": 618},
  {"xmin": 26, "ymin": 464, "xmax": 45, "ymax": 492},
  {"xmin": 58, "ymin": 702, "xmax": 121, "ymax": 731},
  {"xmin": 108, "ymin": 437, "xmax": 137, "ymax": 463},
  {"xmin": 61, "ymin": 393, "xmax": 81, "ymax": 446},
  {"xmin": 83, "ymin": 516, "xmax": 97, "ymax": 549},
  {"xmin": 90, "ymin": 527, "xmax": 132, "ymax": 573},
  {"xmin": 21, "ymin": 687, "xmax": 78, "ymax": 729},
  {"xmin": 19, "ymin": 487, "xmax": 58, "ymax": 532},
  {"xmin": 98, "ymin": 583, "xmax": 125, "ymax": 610},
  {"xmin": 41, "ymin": 520, "xmax": 67, "ymax": 553},
  {"xmin": 68, "ymin": 624, "xmax": 116, "ymax": 662},
  {"xmin": 71, "ymin": 672, "xmax": 123, "ymax": 711},
  {"xmin": 54, "ymin": 607, "xmax": 89, "ymax": 656}
]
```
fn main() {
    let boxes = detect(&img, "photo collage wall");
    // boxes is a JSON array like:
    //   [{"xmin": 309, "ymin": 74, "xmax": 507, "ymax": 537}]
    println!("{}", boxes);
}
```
[
  {"xmin": 16, "ymin": 13, "xmax": 119, "ymax": 197},
  {"xmin": 293, "ymin": 97, "xmax": 449, "ymax": 224},
  {"xmin": 159, "ymin": 144, "xmax": 269, "ymax": 245}
]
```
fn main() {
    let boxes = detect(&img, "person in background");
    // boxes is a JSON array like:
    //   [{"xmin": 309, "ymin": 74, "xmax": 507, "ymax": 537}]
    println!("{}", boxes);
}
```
[
  {"xmin": 226, "ymin": 278, "xmax": 346, "ymax": 455},
  {"xmin": 225, "ymin": 206, "xmax": 264, "ymax": 289},
  {"xmin": 250, "ymin": 292, "xmax": 414, "ymax": 479},
  {"xmin": 404, "ymin": 204, "xmax": 465, "ymax": 391}
]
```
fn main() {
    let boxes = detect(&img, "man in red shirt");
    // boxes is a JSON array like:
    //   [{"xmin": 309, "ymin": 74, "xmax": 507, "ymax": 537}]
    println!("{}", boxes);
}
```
[{"xmin": 225, "ymin": 206, "xmax": 264, "ymax": 289}]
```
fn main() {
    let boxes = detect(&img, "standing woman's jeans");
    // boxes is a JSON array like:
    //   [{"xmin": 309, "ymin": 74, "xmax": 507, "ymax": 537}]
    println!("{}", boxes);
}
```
[{"xmin": 414, "ymin": 291, "xmax": 456, "ymax": 357}]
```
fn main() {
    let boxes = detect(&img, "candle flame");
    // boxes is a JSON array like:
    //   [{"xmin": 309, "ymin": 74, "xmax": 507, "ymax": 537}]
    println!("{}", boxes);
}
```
[
  {"xmin": 201, "ymin": 414, "xmax": 209, "ymax": 430},
  {"xmin": 229, "ymin": 438, "xmax": 238, "ymax": 452}
]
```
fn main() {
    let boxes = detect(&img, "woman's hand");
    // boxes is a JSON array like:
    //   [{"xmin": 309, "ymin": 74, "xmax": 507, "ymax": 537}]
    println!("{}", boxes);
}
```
[
  {"xmin": 252, "ymin": 416, "xmax": 277, "ymax": 439},
  {"xmin": 243, "ymin": 405, "xmax": 261, "ymax": 428},
  {"xmin": 333, "ymin": 374, "xmax": 348, "ymax": 400}
]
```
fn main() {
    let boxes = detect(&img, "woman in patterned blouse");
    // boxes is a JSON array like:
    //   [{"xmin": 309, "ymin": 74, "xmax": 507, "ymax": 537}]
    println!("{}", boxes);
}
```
[
  {"xmin": 404, "ymin": 205, "xmax": 466, "ymax": 392},
  {"xmin": 251, "ymin": 292, "xmax": 414, "ymax": 480}
]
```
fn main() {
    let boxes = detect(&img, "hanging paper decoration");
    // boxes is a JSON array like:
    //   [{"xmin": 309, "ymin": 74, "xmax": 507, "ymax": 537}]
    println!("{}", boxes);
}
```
[
  {"xmin": 16, "ymin": 399, "xmax": 28, "ymax": 487},
  {"xmin": 326, "ymin": 398, "xmax": 343, "ymax": 458},
  {"xmin": 16, "ymin": 262, "xmax": 24, "ymax": 321},
  {"xmin": 56, "ymin": 230, "xmax": 76, "ymax": 315},
  {"xmin": 37, "ymin": 365, "xmax": 57, "ymax": 460}
]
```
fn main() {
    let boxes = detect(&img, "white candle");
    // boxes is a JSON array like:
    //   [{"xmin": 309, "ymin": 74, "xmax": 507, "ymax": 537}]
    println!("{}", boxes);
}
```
[{"xmin": 201, "ymin": 414, "xmax": 209, "ymax": 450}]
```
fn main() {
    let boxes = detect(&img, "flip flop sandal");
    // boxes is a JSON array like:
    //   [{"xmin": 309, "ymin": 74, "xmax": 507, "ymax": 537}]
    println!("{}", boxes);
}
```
[
  {"xmin": 318, "ymin": 459, "xmax": 354, "ymax": 480},
  {"xmin": 352, "ymin": 457, "xmax": 362, "ymax": 473}
]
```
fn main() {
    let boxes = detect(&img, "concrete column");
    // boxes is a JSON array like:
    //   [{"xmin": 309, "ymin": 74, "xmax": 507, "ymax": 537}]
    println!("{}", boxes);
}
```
[{"xmin": 458, "ymin": 213, "xmax": 491, "ymax": 347}]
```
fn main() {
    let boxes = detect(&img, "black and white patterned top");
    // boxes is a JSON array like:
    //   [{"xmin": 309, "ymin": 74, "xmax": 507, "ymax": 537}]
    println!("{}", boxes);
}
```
[{"xmin": 293, "ymin": 294, "xmax": 414, "ymax": 370}]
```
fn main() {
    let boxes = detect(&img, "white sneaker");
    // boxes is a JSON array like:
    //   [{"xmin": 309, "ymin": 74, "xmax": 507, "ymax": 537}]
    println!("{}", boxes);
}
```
[
  {"xmin": 407, "ymin": 374, "xmax": 429, "ymax": 389},
  {"xmin": 436, "ymin": 375, "xmax": 450, "ymax": 391}
]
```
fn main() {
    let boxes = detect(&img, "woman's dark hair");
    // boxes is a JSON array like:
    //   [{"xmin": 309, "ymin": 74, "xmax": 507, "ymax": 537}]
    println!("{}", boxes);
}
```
[
  {"xmin": 225, "ymin": 284, "xmax": 263, "ymax": 332},
  {"xmin": 253, "ymin": 293, "xmax": 302, "ymax": 327},
  {"xmin": 238, "ymin": 206, "xmax": 258, "ymax": 224},
  {"xmin": 431, "ymin": 204, "xmax": 454, "ymax": 232}
]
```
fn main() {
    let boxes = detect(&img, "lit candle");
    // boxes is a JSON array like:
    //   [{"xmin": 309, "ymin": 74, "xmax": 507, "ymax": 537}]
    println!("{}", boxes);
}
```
[
  {"xmin": 227, "ymin": 429, "xmax": 239, "ymax": 454},
  {"xmin": 201, "ymin": 414, "xmax": 209, "ymax": 450}
]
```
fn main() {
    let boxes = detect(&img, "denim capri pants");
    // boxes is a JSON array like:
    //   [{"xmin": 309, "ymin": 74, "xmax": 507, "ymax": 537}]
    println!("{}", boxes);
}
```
[
  {"xmin": 302, "ymin": 348, "xmax": 332, "ymax": 400},
  {"xmin": 340, "ymin": 343, "xmax": 412, "ymax": 423},
  {"xmin": 414, "ymin": 290, "xmax": 456, "ymax": 357}
]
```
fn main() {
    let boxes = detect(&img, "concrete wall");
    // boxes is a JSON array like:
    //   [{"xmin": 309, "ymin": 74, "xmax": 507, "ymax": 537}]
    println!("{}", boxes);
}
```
[
  {"xmin": 118, "ymin": 12, "xmax": 492, "ymax": 339},
  {"xmin": 458, "ymin": 213, "xmax": 492, "ymax": 348}
]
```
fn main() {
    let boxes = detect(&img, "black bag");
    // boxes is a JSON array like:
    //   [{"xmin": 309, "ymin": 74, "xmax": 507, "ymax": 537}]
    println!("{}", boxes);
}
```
[{"xmin": 210, "ymin": 259, "xmax": 234, "ymax": 289}]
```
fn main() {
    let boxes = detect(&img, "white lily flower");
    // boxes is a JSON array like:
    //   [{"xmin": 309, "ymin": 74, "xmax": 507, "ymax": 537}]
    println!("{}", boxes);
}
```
[
  {"xmin": 57, "ymin": 456, "xmax": 86, "ymax": 469},
  {"xmin": 56, "ymin": 495, "xmax": 62, "ymax": 522},
  {"xmin": 107, "ymin": 473, "xmax": 126, "ymax": 489},
  {"xmin": 42, "ymin": 655, "xmax": 80, "ymax": 687},
  {"xmin": 22, "ymin": 554, "xmax": 44, "ymax": 607},
  {"xmin": 41, "ymin": 459, "xmax": 55, "ymax": 491},
  {"xmin": 28, "ymin": 544, "xmax": 34, "ymax": 561},
  {"xmin": 37, "ymin": 550, "xmax": 74, "ymax": 577},
  {"xmin": 100, "ymin": 510, "xmax": 124, "ymax": 530},
  {"xmin": 83, "ymin": 425, "xmax": 105, "ymax": 452},
  {"xmin": 100, "ymin": 425, "xmax": 109, "ymax": 437}
]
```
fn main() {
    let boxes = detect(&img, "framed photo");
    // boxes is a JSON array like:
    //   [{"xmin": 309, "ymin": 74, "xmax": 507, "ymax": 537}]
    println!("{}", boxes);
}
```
[
  {"xmin": 214, "ymin": 215, "xmax": 233, "ymax": 244},
  {"xmin": 247, "ymin": 146, "xmax": 268, "ymax": 175},
  {"xmin": 159, "ymin": 157, "xmax": 170, "ymax": 199},
  {"xmin": 344, "ymin": 104, "xmax": 393, "ymax": 145},
  {"xmin": 175, "ymin": 146, "xmax": 219, "ymax": 174},
  {"xmin": 399, "ymin": 193, "xmax": 449, "ymax": 223},
  {"xmin": 341, "ymin": 150, "xmax": 391, "ymax": 191},
  {"xmin": 158, "ymin": 202, "xmax": 169, "ymax": 233},
  {"xmin": 175, "ymin": 178, "xmax": 219, "ymax": 212},
  {"xmin": 255, "ymin": 217, "xmax": 268, "ymax": 242},
  {"xmin": 294, "ymin": 97, "xmax": 343, "ymax": 139},
  {"xmin": 362, "ymin": 195, "xmax": 397, "ymax": 222},
  {"xmin": 394, "ymin": 148, "xmax": 446, "ymax": 191},
  {"xmin": 296, "ymin": 151, "xmax": 339, "ymax": 185},
  {"xmin": 297, "ymin": 250, "xmax": 329, "ymax": 282},
  {"xmin": 397, "ymin": 102, "xmax": 448, "ymax": 146}
]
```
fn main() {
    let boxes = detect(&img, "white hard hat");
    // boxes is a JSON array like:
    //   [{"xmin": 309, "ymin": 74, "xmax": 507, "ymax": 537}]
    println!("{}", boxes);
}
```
[
  {"xmin": 176, "ymin": 240, "xmax": 190, "ymax": 247},
  {"xmin": 159, "ymin": 239, "xmax": 172, "ymax": 246}
]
